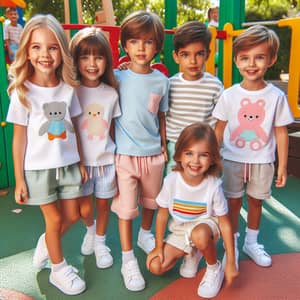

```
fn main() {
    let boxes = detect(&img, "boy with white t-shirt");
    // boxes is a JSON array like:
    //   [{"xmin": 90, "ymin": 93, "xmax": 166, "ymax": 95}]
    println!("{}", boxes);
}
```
[{"xmin": 213, "ymin": 25, "xmax": 294, "ymax": 269}]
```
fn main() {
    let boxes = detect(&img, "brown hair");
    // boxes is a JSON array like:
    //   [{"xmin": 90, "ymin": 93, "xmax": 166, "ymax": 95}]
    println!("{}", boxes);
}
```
[
  {"xmin": 120, "ymin": 10, "xmax": 164, "ymax": 54},
  {"xmin": 173, "ymin": 122, "xmax": 222, "ymax": 177},
  {"xmin": 70, "ymin": 27, "xmax": 117, "ymax": 89},
  {"xmin": 173, "ymin": 21, "xmax": 211, "ymax": 53},
  {"xmin": 233, "ymin": 25, "xmax": 279, "ymax": 59}
]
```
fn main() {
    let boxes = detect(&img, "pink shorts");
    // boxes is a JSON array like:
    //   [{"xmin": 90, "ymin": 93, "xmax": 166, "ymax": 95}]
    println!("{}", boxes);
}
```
[{"xmin": 111, "ymin": 154, "xmax": 165, "ymax": 220}]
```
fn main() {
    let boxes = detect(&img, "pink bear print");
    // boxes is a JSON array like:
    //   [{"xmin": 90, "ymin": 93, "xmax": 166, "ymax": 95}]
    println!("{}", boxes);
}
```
[
  {"xmin": 81, "ymin": 103, "xmax": 108, "ymax": 140},
  {"xmin": 230, "ymin": 98, "xmax": 268, "ymax": 151}
]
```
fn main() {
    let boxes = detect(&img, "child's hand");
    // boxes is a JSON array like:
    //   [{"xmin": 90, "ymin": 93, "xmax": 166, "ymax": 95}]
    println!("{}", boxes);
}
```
[
  {"xmin": 146, "ymin": 247, "xmax": 164, "ymax": 270},
  {"xmin": 79, "ymin": 163, "xmax": 88, "ymax": 184},
  {"xmin": 275, "ymin": 167, "xmax": 287, "ymax": 188},
  {"xmin": 118, "ymin": 61, "xmax": 131, "ymax": 70},
  {"xmin": 15, "ymin": 181, "xmax": 28, "ymax": 204},
  {"xmin": 224, "ymin": 262, "xmax": 239, "ymax": 286}
]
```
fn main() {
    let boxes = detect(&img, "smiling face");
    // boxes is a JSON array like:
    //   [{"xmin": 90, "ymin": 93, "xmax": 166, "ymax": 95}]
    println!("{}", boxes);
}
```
[
  {"xmin": 179, "ymin": 139, "xmax": 212, "ymax": 186},
  {"xmin": 124, "ymin": 35, "xmax": 157, "ymax": 74},
  {"xmin": 27, "ymin": 27, "xmax": 62, "ymax": 86},
  {"xmin": 234, "ymin": 42, "xmax": 276, "ymax": 90},
  {"xmin": 173, "ymin": 41, "xmax": 209, "ymax": 81},
  {"xmin": 78, "ymin": 54, "xmax": 106, "ymax": 87}
]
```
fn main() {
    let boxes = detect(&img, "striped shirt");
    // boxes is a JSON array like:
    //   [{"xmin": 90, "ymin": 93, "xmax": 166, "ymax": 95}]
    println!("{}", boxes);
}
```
[{"xmin": 166, "ymin": 72, "xmax": 223, "ymax": 143}]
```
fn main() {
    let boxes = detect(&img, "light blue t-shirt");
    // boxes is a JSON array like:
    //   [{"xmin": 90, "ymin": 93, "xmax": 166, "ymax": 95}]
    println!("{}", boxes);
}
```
[{"xmin": 114, "ymin": 69, "xmax": 169, "ymax": 156}]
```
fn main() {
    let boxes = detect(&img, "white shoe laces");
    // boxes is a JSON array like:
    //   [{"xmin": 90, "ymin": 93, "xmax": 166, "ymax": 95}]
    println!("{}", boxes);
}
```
[
  {"xmin": 95, "ymin": 245, "xmax": 111, "ymax": 256},
  {"xmin": 61, "ymin": 266, "xmax": 80, "ymax": 285},
  {"xmin": 201, "ymin": 264, "xmax": 220, "ymax": 286},
  {"xmin": 250, "ymin": 243, "xmax": 269, "ymax": 257},
  {"xmin": 125, "ymin": 260, "xmax": 141, "ymax": 278}
]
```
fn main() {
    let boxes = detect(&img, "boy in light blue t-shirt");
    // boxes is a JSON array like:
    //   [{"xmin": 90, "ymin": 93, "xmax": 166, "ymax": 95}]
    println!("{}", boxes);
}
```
[{"xmin": 111, "ymin": 11, "xmax": 169, "ymax": 292}]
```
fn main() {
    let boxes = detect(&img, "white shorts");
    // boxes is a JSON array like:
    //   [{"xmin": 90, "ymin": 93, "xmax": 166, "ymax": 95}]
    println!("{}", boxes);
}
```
[
  {"xmin": 82, "ymin": 164, "xmax": 117, "ymax": 199},
  {"xmin": 165, "ymin": 218, "xmax": 220, "ymax": 254}
]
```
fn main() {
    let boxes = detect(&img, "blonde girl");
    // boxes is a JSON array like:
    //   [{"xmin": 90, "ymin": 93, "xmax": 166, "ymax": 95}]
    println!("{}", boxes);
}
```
[
  {"xmin": 7, "ymin": 14, "xmax": 86, "ymax": 295},
  {"xmin": 68, "ymin": 27, "xmax": 120, "ymax": 268},
  {"xmin": 146, "ymin": 122, "xmax": 238, "ymax": 298}
]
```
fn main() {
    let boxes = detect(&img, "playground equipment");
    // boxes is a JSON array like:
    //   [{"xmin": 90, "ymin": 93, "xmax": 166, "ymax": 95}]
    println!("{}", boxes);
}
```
[
  {"xmin": 0, "ymin": 0, "xmax": 26, "ymax": 188},
  {"xmin": 0, "ymin": 1, "xmax": 299, "ymax": 188}
]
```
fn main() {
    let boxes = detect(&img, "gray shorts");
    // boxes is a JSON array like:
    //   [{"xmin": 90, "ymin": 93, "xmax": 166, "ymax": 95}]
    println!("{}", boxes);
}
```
[
  {"xmin": 24, "ymin": 163, "xmax": 82, "ymax": 205},
  {"xmin": 165, "ymin": 218, "xmax": 220, "ymax": 254},
  {"xmin": 222, "ymin": 159, "xmax": 274, "ymax": 200},
  {"xmin": 82, "ymin": 164, "xmax": 117, "ymax": 199}
]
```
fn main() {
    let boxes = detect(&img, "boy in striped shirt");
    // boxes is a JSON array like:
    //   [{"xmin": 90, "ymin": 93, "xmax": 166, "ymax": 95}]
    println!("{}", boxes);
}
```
[{"xmin": 165, "ymin": 21, "xmax": 223, "ymax": 174}]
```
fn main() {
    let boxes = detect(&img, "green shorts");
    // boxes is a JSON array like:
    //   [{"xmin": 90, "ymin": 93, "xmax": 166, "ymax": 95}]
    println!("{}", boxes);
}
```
[{"xmin": 24, "ymin": 163, "xmax": 82, "ymax": 205}]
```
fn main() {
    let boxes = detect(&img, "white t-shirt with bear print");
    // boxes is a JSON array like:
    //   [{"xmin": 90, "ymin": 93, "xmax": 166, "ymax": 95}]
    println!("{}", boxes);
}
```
[
  {"xmin": 212, "ymin": 83, "xmax": 294, "ymax": 163},
  {"xmin": 76, "ymin": 83, "xmax": 121, "ymax": 166},
  {"xmin": 7, "ymin": 80, "xmax": 81, "ymax": 170}
]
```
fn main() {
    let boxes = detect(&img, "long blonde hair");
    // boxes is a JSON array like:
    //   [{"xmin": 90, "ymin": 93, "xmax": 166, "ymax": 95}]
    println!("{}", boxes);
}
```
[
  {"xmin": 8, "ymin": 14, "xmax": 77, "ymax": 108},
  {"xmin": 70, "ymin": 27, "xmax": 117, "ymax": 89}
]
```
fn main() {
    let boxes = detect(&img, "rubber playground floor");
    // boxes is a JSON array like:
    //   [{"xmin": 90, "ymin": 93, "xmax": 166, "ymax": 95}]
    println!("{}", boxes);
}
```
[{"xmin": 0, "ymin": 175, "xmax": 299, "ymax": 300}]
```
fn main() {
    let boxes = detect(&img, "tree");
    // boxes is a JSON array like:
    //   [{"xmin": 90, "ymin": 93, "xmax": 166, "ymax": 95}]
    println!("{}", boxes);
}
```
[{"xmin": 23, "ymin": 0, "xmax": 212, "ymax": 27}]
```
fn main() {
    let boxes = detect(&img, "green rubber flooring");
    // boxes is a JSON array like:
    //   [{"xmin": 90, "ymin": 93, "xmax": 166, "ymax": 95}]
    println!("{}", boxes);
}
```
[{"xmin": 0, "ymin": 175, "xmax": 299, "ymax": 299}]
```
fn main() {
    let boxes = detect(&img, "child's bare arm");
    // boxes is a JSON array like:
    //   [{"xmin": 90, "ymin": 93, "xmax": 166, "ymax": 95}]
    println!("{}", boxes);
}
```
[
  {"xmin": 146, "ymin": 207, "xmax": 169, "ymax": 269},
  {"xmin": 274, "ymin": 126, "xmax": 289, "ymax": 187},
  {"xmin": 218, "ymin": 214, "xmax": 239, "ymax": 284},
  {"xmin": 158, "ymin": 112, "xmax": 168, "ymax": 161},
  {"xmin": 13, "ymin": 124, "xmax": 28, "ymax": 203},
  {"xmin": 214, "ymin": 120, "xmax": 227, "ymax": 147}
]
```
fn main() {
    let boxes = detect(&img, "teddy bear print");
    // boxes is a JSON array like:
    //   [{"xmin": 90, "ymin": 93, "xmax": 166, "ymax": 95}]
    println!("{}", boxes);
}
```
[
  {"xmin": 39, "ymin": 102, "xmax": 74, "ymax": 140},
  {"xmin": 230, "ymin": 98, "xmax": 268, "ymax": 151},
  {"xmin": 80, "ymin": 103, "xmax": 108, "ymax": 140}
]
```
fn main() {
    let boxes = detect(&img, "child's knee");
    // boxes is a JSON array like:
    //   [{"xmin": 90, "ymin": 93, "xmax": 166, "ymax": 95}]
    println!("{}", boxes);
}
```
[
  {"xmin": 148, "ymin": 256, "xmax": 164, "ymax": 275},
  {"xmin": 191, "ymin": 225, "xmax": 214, "ymax": 250},
  {"xmin": 80, "ymin": 204, "xmax": 93, "ymax": 220}
]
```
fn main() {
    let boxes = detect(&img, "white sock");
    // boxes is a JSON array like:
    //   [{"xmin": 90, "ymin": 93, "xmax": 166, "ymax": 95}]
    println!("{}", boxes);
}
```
[
  {"xmin": 245, "ymin": 228, "xmax": 259, "ymax": 244},
  {"xmin": 122, "ymin": 250, "xmax": 135, "ymax": 264},
  {"xmin": 138, "ymin": 227, "xmax": 152, "ymax": 241},
  {"xmin": 86, "ymin": 222, "xmax": 95, "ymax": 235},
  {"xmin": 52, "ymin": 259, "xmax": 67, "ymax": 272},
  {"xmin": 95, "ymin": 234, "xmax": 106, "ymax": 246},
  {"xmin": 206, "ymin": 261, "xmax": 220, "ymax": 271}
]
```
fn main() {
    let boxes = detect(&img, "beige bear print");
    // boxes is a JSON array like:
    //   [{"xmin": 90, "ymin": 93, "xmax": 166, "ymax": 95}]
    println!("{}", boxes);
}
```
[{"xmin": 81, "ymin": 103, "xmax": 108, "ymax": 140}]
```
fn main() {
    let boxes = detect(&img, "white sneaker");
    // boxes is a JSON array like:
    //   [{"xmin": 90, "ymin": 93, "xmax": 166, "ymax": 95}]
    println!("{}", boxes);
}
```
[
  {"xmin": 33, "ymin": 233, "xmax": 49, "ymax": 269},
  {"xmin": 198, "ymin": 261, "xmax": 224, "ymax": 298},
  {"xmin": 243, "ymin": 242, "xmax": 272, "ymax": 267},
  {"xmin": 81, "ymin": 232, "xmax": 95, "ymax": 256},
  {"xmin": 179, "ymin": 249, "xmax": 203, "ymax": 278},
  {"xmin": 137, "ymin": 233, "xmax": 155, "ymax": 254},
  {"xmin": 50, "ymin": 265, "xmax": 86, "ymax": 295},
  {"xmin": 121, "ymin": 258, "xmax": 145, "ymax": 291},
  {"xmin": 222, "ymin": 245, "xmax": 239, "ymax": 271},
  {"xmin": 95, "ymin": 244, "xmax": 113, "ymax": 269}
]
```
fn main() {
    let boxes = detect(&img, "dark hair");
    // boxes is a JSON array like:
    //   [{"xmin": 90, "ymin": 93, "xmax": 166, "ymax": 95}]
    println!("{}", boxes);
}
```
[
  {"xmin": 173, "ymin": 122, "xmax": 222, "ymax": 177},
  {"xmin": 233, "ymin": 25, "xmax": 279, "ymax": 59},
  {"xmin": 173, "ymin": 21, "xmax": 211, "ymax": 53},
  {"xmin": 70, "ymin": 27, "xmax": 117, "ymax": 89},
  {"xmin": 120, "ymin": 11, "xmax": 164, "ymax": 53}
]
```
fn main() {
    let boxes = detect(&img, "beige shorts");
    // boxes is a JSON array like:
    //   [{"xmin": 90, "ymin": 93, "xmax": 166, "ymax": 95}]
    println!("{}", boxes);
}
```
[
  {"xmin": 222, "ymin": 159, "xmax": 274, "ymax": 200},
  {"xmin": 165, "ymin": 218, "xmax": 220, "ymax": 254},
  {"xmin": 111, "ymin": 154, "xmax": 165, "ymax": 220}
]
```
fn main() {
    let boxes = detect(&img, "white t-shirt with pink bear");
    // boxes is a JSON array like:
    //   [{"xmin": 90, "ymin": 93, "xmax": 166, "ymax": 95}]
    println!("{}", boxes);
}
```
[{"xmin": 212, "ymin": 83, "xmax": 294, "ymax": 163}]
